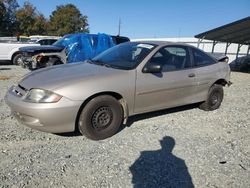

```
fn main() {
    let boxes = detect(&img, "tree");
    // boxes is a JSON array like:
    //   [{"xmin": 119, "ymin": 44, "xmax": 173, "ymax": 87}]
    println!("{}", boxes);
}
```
[
  {"xmin": 0, "ymin": 0, "xmax": 19, "ymax": 36},
  {"xmin": 0, "ymin": 2, "xmax": 6, "ymax": 30},
  {"xmin": 33, "ymin": 14, "xmax": 48, "ymax": 35},
  {"xmin": 15, "ymin": 1, "xmax": 36, "ymax": 35},
  {"xmin": 49, "ymin": 4, "xmax": 89, "ymax": 36},
  {"xmin": 15, "ymin": 1, "xmax": 48, "ymax": 35}
]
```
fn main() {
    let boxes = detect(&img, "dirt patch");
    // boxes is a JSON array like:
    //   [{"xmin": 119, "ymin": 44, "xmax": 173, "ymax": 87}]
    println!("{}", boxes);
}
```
[{"xmin": 0, "ymin": 75, "xmax": 11, "ymax": 80}]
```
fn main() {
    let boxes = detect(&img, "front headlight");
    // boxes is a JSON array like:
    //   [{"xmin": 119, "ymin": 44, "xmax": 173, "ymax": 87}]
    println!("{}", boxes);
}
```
[
  {"xmin": 24, "ymin": 89, "xmax": 62, "ymax": 103},
  {"xmin": 36, "ymin": 55, "xmax": 44, "ymax": 63}
]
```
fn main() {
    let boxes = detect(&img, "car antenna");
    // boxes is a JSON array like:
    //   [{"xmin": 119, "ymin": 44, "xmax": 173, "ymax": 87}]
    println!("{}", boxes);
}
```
[{"xmin": 118, "ymin": 18, "xmax": 121, "ymax": 36}]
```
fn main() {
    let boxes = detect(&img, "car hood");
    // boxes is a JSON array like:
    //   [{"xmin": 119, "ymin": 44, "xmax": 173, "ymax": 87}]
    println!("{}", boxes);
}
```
[
  {"xmin": 19, "ymin": 45, "xmax": 64, "ymax": 53},
  {"xmin": 19, "ymin": 62, "xmax": 126, "ymax": 91}
]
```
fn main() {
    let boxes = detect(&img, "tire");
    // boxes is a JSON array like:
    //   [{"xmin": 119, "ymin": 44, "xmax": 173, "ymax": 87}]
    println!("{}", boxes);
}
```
[
  {"xmin": 46, "ymin": 59, "xmax": 63, "ymax": 67},
  {"xmin": 78, "ymin": 95, "xmax": 123, "ymax": 140},
  {"xmin": 199, "ymin": 84, "xmax": 224, "ymax": 111},
  {"xmin": 12, "ymin": 53, "xmax": 23, "ymax": 65}
]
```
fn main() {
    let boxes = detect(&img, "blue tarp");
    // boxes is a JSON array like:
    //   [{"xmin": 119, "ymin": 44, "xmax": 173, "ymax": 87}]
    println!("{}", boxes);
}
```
[{"xmin": 60, "ymin": 33, "xmax": 115, "ymax": 63}]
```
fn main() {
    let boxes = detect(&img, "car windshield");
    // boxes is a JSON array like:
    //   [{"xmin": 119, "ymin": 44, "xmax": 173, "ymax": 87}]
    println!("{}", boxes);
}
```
[
  {"xmin": 92, "ymin": 42, "xmax": 156, "ymax": 70},
  {"xmin": 52, "ymin": 36, "xmax": 71, "ymax": 47},
  {"xmin": 27, "ymin": 39, "xmax": 37, "ymax": 43}
]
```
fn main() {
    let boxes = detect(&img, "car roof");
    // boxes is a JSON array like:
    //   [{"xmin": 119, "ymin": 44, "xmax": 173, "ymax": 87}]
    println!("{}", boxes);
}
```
[{"xmin": 131, "ymin": 40, "xmax": 195, "ymax": 48}]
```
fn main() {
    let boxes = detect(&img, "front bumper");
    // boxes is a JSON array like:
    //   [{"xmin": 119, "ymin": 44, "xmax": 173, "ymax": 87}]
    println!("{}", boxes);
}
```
[{"xmin": 5, "ymin": 87, "xmax": 82, "ymax": 133}]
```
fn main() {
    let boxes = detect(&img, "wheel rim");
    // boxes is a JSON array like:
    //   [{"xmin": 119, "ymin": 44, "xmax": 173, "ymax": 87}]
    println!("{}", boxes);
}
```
[
  {"xmin": 210, "ymin": 90, "xmax": 220, "ymax": 106},
  {"xmin": 17, "ymin": 57, "xmax": 22, "ymax": 65},
  {"xmin": 91, "ymin": 106, "xmax": 113, "ymax": 131},
  {"xmin": 15, "ymin": 55, "xmax": 22, "ymax": 65}
]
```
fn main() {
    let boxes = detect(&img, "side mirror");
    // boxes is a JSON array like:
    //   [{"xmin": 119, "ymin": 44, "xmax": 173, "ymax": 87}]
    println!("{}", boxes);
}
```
[
  {"xmin": 142, "ymin": 62, "xmax": 162, "ymax": 73},
  {"xmin": 218, "ymin": 56, "xmax": 229, "ymax": 63}
]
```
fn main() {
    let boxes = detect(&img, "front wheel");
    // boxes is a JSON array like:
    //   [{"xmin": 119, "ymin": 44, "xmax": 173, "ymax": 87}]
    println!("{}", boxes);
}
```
[
  {"xmin": 45, "ymin": 59, "xmax": 63, "ymax": 67},
  {"xmin": 78, "ymin": 95, "xmax": 123, "ymax": 140},
  {"xmin": 199, "ymin": 84, "xmax": 224, "ymax": 111},
  {"xmin": 12, "ymin": 53, "xmax": 23, "ymax": 65}
]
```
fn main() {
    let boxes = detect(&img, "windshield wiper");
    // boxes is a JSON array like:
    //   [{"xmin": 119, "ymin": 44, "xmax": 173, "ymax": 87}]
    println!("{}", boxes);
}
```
[
  {"xmin": 85, "ymin": 59, "xmax": 94, "ymax": 64},
  {"xmin": 90, "ymin": 60, "xmax": 108, "ymax": 66},
  {"xmin": 90, "ymin": 59, "xmax": 120, "ymax": 69},
  {"xmin": 93, "ymin": 60, "xmax": 105, "ymax": 65}
]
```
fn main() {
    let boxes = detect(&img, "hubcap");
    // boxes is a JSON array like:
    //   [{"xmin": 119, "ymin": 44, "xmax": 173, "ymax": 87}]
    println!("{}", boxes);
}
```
[
  {"xmin": 16, "ymin": 57, "xmax": 22, "ymax": 65},
  {"xmin": 92, "ymin": 107, "xmax": 113, "ymax": 130}
]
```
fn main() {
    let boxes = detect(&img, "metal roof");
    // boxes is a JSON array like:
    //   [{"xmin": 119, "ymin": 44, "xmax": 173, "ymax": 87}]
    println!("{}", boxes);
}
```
[{"xmin": 195, "ymin": 17, "xmax": 250, "ymax": 45}]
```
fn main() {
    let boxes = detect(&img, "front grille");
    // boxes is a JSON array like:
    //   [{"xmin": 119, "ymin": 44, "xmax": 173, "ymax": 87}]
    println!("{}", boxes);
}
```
[
  {"xmin": 18, "ymin": 84, "xmax": 27, "ymax": 92},
  {"xmin": 12, "ymin": 85, "xmax": 28, "ymax": 97}
]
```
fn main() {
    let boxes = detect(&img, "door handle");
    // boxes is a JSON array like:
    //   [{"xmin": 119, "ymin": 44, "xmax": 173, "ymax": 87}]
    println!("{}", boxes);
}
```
[{"xmin": 188, "ymin": 73, "xmax": 195, "ymax": 78}]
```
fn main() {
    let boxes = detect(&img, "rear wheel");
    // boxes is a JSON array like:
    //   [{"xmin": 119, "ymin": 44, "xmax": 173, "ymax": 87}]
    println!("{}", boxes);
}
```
[
  {"xmin": 199, "ymin": 84, "xmax": 224, "ymax": 111},
  {"xmin": 78, "ymin": 95, "xmax": 123, "ymax": 140},
  {"xmin": 12, "ymin": 53, "xmax": 23, "ymax": 65}
]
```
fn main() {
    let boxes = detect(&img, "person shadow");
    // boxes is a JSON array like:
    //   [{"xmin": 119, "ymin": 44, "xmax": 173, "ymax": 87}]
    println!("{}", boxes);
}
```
[{"xmin": 130, "ymin": 136, "xmax": 194, "ymax": 188}]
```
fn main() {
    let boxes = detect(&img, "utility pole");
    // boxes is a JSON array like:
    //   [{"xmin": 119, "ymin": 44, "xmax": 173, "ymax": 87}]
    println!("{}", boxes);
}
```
[{"xmin": 118, "ymin": 18, "xmax": 121, "ymax": 36}]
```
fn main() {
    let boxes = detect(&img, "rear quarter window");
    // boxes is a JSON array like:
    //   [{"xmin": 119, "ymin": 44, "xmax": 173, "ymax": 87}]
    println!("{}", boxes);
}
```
[{"xmin": 192, "ymin": 48, "xmax": 216, "ymax": 67}]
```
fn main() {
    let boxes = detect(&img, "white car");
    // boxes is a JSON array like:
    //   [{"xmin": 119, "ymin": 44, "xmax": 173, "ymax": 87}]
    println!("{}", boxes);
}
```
[
  {"xmin": 0, "ymin": 42, "xmax": 40, "ymax": 65},
  {"xmin": 0, "ymin": 38, "xmax": 59, "ymax": 65}
]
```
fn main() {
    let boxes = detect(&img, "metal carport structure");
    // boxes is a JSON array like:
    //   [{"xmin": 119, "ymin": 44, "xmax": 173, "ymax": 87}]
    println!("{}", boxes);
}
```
[{"xmin": 195, "ymin": 16, "xmax": 250, "ymax": 58}]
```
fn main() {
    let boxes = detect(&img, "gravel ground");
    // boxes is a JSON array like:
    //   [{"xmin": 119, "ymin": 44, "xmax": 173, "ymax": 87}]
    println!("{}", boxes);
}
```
[{"xmin": 0, "ymin": 65, "xmax": 249, "ymax": 188}]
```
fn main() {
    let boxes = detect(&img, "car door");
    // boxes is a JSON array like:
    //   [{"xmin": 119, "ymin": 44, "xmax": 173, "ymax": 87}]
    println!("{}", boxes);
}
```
[
  {"xmin": 134, "ymin": 45, "xmax": 198, "ymax": 114},
  {"xmin": 190, "ymin": 47, "xmax": 219, "ymax": 102},
  {"xmin": 0, "ymin": 43, "xmax": 15, "ymax": 60}
]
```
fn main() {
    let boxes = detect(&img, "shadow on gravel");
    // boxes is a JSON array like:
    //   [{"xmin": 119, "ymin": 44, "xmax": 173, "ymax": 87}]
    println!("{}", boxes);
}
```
[
  {"xmin": 124, "ymin": 103, "xmax": 199, "ymax": 129},
  {"xmin": 0, "ymin": 60, "xmax": 12, "ymax": 65},
  {"xmin": 54, "ymin": 131, "xmax": 82, "ymax": 137},
  {"xmin": 130, "ymin": 136, "xmax": 194, "ymax": 188},
  {"xmin": 0, "ymin": 68, "xmax": 12, "ymax": 70}
]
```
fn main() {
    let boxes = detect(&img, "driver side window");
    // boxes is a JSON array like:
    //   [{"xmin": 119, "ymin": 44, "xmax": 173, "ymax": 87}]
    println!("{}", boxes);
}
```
[{"xmin": 150, "ymin": 46, "xmax": 191, "ymax": 72}]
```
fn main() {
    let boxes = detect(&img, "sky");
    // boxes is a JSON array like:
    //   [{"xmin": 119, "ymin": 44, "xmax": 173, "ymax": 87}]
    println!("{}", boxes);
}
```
[{"xmin": 17, "ymin": 0, "xmax": 250, "ymax": 39}]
